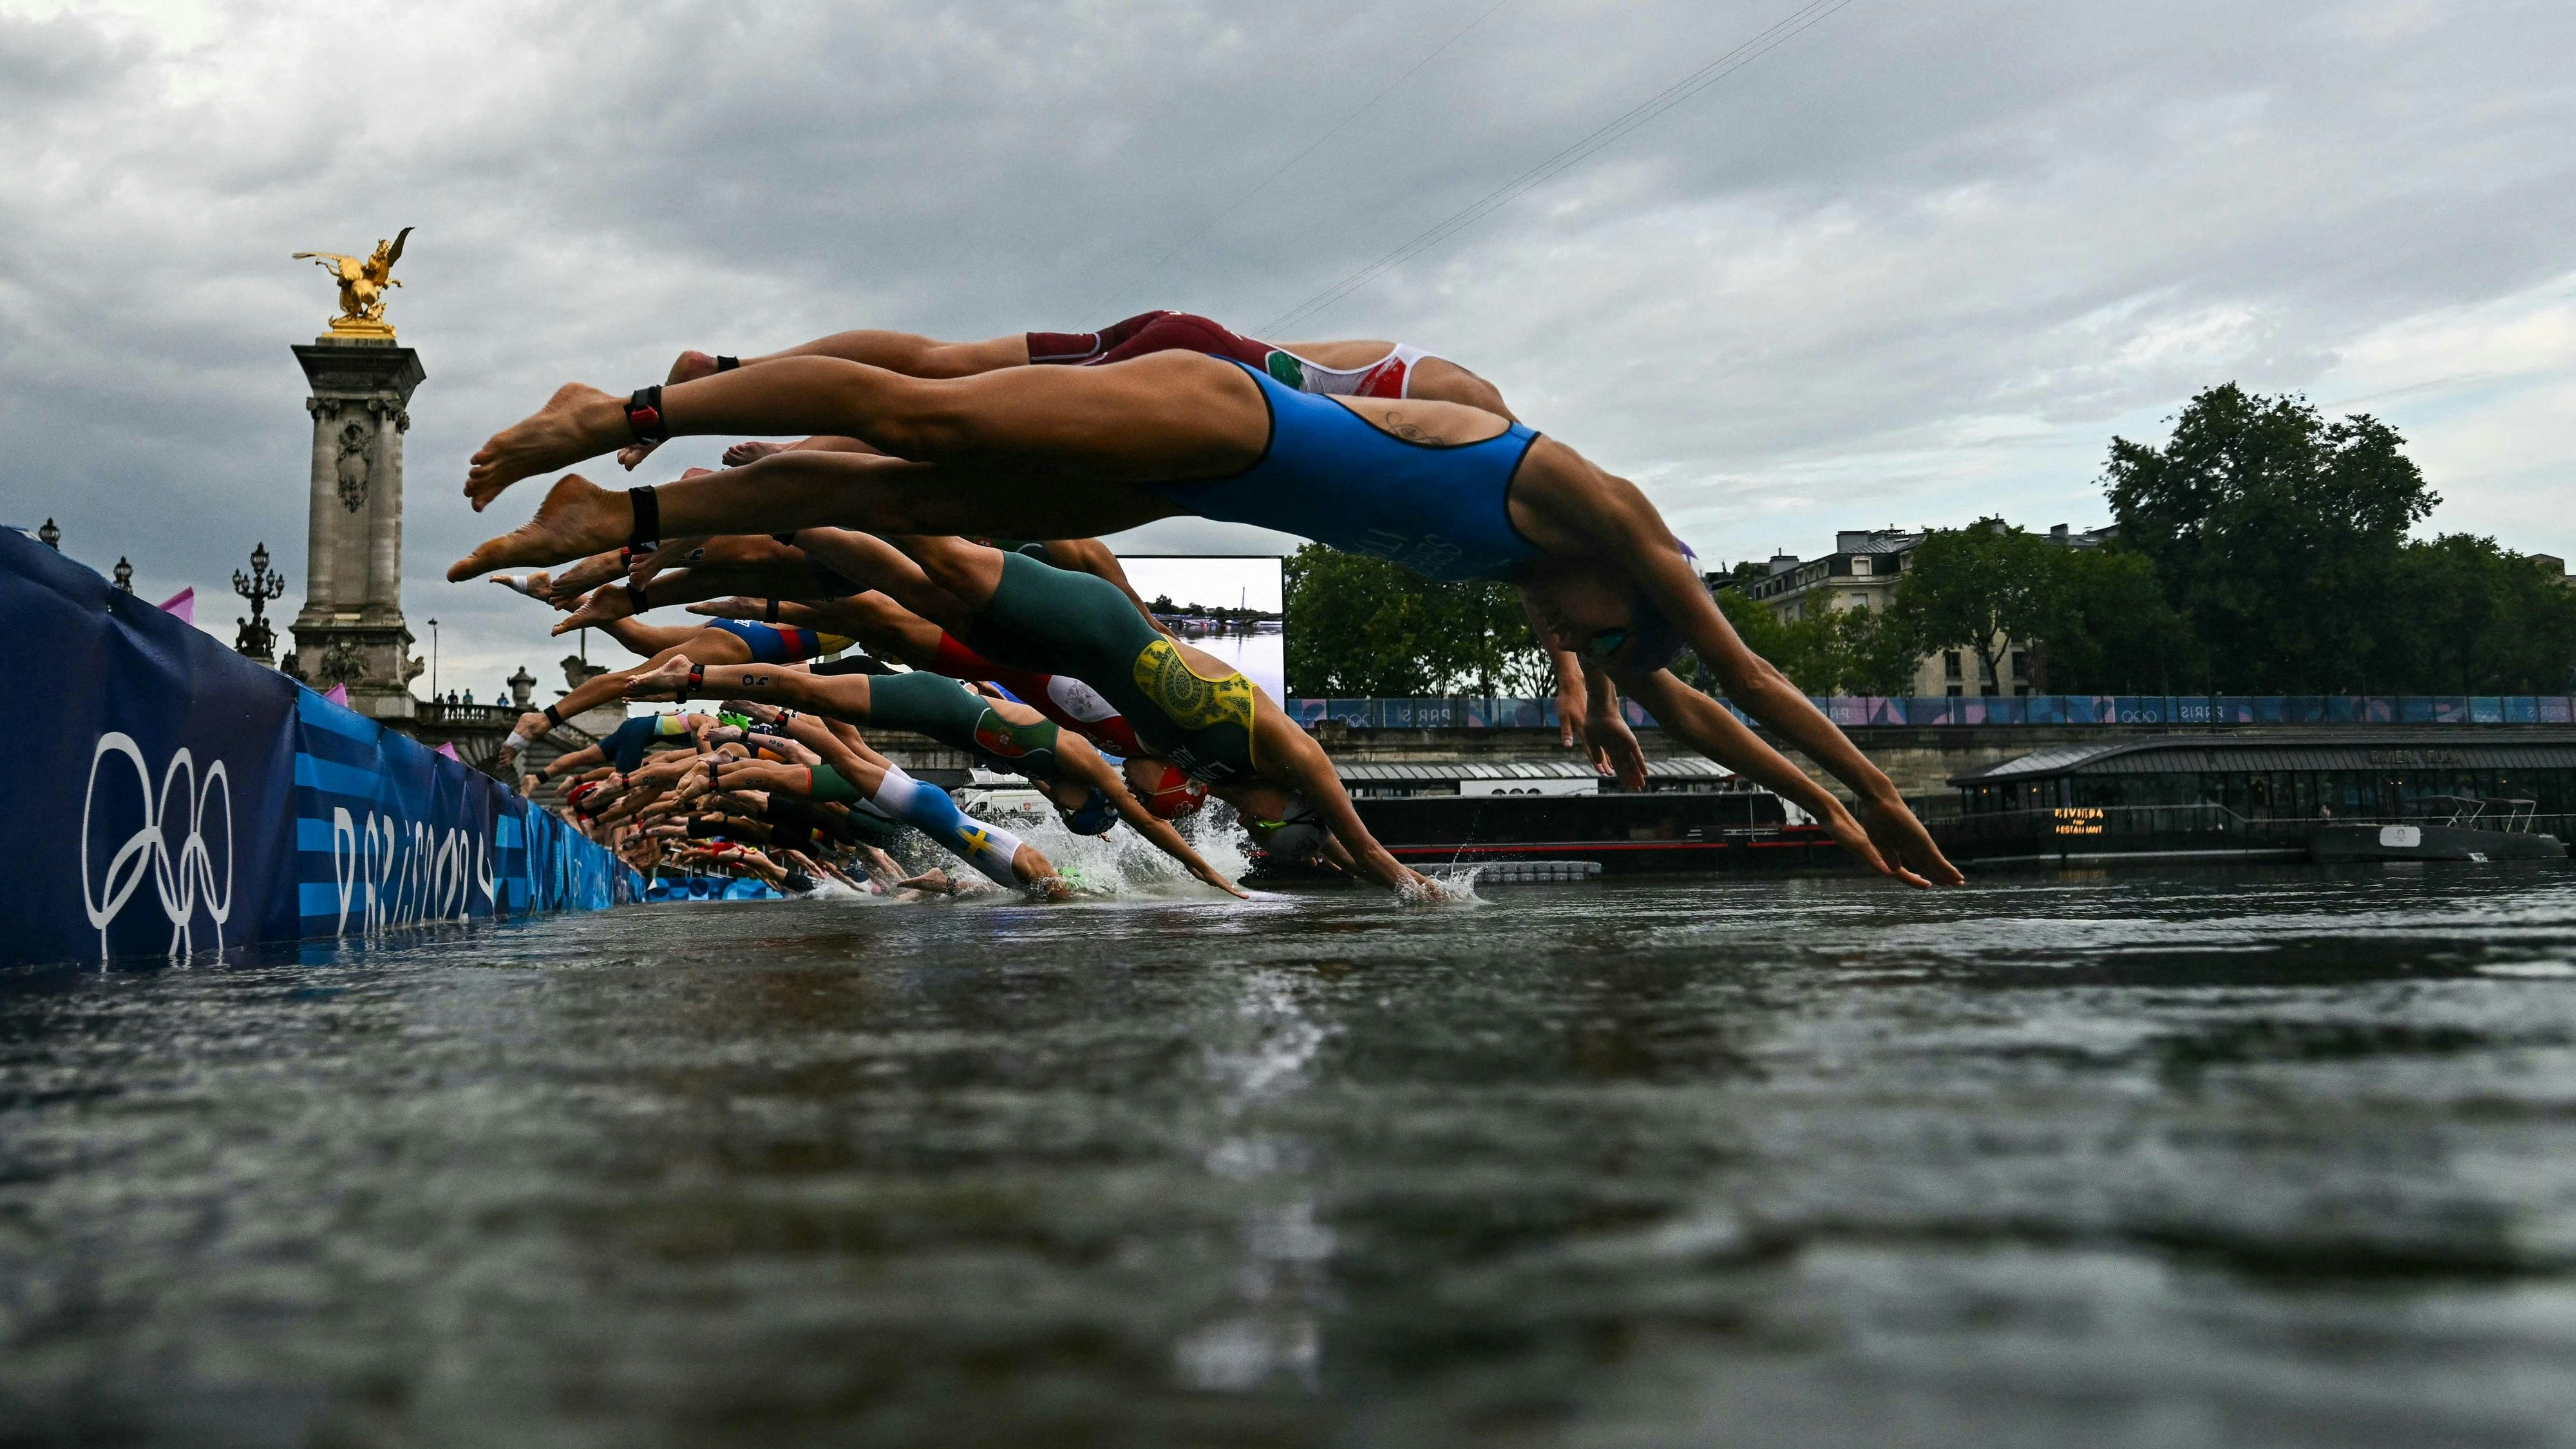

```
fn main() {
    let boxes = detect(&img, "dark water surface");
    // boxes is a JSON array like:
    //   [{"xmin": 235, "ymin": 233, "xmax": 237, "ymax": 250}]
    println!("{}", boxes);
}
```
[{"xmin": 6, "ymin": 866, "xmax": 2576, "ymax": 1447}]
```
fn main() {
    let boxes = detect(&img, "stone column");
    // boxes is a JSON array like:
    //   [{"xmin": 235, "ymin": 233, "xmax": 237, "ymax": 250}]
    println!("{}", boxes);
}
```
[{"xmin": 290, "ymin": 337, "xmax": 426, "ymax": 721}]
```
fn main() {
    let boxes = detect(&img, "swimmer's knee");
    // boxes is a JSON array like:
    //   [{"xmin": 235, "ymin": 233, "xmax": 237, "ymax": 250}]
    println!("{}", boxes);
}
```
[{"xmin": 834, "ymin": 372, "xmax": 963, "ymax": 460}]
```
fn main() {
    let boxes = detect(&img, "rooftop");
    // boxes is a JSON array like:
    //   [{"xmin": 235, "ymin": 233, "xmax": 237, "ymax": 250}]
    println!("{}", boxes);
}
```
[{"xmin": 1952, "ymin": 728, "xmax": 2576, "ymax": 786}]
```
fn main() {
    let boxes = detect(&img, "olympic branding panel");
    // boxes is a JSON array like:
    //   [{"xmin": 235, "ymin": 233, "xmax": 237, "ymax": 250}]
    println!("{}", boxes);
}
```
[{"xmin": 5, "ymin": 527, "xmax": 632, "ymax": 966}]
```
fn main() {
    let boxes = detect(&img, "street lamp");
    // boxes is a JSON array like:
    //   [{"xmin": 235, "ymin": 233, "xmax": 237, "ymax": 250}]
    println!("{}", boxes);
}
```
[
  {"xmin": 112, "ymin": 558, "xmax": 133, "ymax": 594},
  {"xmin": 232, "ymin": 541, "xmax": 285, "ymax": 664},
  {"xmin": 38, "ymin": 518, "xmax": 60, "ymax": 551},
  {"xmin": 428, "ymin": 617, "xmax": 440, "ymax": 700}
]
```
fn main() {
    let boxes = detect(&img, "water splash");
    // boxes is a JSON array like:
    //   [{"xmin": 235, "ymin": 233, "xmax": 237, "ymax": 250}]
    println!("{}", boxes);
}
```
[{"xmin": 884, "ymin": 795, "xmax": 1265, "ymax": 904}]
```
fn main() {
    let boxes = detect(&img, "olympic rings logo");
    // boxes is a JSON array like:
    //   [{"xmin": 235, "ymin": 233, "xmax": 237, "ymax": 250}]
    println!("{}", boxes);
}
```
[{"xmin": 80, "ymin": 732, "xmax": 233, "ymax": 961}]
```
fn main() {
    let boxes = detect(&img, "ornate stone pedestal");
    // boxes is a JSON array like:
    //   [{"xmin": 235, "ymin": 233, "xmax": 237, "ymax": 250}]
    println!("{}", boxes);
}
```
[{"xmin": 287, "ymin": 337, "xmax": 425, "ymax": 720}]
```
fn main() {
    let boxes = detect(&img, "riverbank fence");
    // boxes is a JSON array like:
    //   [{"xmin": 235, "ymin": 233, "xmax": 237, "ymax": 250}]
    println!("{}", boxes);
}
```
[{"xmin": 1287, "ymin": 695, "xmax": 2576, "ymax": 730}]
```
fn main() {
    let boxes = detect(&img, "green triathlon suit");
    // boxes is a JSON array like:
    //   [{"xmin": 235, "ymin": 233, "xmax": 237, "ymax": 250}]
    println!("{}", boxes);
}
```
[
  {"xmin": 972, "ymin": 551, "xmax": 1259, "ymax": 786},
  {"xmin": 863, "ymin": 669, "xmax": 1068, "ymax": 781},
  {"xmin": 807, "ymin": 761, "xmax": 866, "ymax": 803}
]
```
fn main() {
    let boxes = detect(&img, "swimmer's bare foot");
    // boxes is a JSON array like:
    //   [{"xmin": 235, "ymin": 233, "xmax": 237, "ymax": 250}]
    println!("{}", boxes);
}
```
[
  {"xmin": 448, "ymin": 473, "xmax": 632, "ymax": 580},
  {"xmin": 723, "ymin": 440, "xmax": 786, "ymax": 468},
  {"xmin": 684, "ymin": 595, "xmax": 769, "ymax": 621},
  {"xmin": 491, "ymin": 572, "xmax": 554, "ymax": 601},
  {"xmin": 468, "ymin": 383, "xmax": 628, "ymax": 509},
  {"xmin": 552, "ymin": 585, "xmax": 635, "ymax": 635},
  {"xmin": 548, "ymin": 549, "xmax": 632, "ymax": 605},
  {"xmin": 622, "ymin": 656, "xmax": 697, "ymax": 701}
]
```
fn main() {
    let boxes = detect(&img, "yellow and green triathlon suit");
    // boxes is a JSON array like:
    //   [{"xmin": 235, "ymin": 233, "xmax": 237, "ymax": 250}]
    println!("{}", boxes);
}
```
[{"xmin": 971, "ymin": 551, "xmax": 1260, "ymax": 786}]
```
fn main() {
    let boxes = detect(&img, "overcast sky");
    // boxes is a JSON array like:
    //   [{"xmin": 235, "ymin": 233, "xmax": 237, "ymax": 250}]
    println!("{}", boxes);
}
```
[{"xmin": 3, "ymin": 0, "xmax": 2570, "ymax": 696}]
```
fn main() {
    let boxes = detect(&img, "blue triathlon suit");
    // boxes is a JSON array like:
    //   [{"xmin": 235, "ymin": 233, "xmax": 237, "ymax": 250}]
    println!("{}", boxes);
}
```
[
  {"xmin": 600, "ymin": 712, "xmax": 692, "ymax": 772},
  {"xmin": 701, "ymin": 618, "xmax": 851, "ymax": 665},
  {"xmin": 1146, "ymin": 358, "xmax": 1545, "ymax": 583}
]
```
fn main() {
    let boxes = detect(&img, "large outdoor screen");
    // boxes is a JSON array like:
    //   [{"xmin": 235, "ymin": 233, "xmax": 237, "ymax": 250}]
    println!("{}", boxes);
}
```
[{"xmin": 1114, "ymin": 554, "xmax": 1285, "ymax": 703}]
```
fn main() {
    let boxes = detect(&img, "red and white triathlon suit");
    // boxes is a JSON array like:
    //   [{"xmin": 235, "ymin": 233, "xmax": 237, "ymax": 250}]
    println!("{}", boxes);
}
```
[{"xmin": 1027, "ymin": 311, "xmax": 1439, "ymax": 400}]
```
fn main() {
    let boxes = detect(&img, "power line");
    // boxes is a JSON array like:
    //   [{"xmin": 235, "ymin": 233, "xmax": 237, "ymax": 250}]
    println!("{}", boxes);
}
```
[
  {"xmin": 1082, "ymin": 0, "xmax": 1518, "ymax": 327},
  {"xmin": 1258, "ymin": 0, "xmax": 1858, "ymax": 337}
]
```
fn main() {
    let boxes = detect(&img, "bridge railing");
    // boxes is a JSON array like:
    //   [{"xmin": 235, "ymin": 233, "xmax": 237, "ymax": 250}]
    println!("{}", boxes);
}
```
[
  {"xmin": 1923, "ymin": 802, "xmax": 2576, "ymax": 854},
  {"xmin": 1285, "ymin": 695, "xmax": 2576, "ymax": 730}
]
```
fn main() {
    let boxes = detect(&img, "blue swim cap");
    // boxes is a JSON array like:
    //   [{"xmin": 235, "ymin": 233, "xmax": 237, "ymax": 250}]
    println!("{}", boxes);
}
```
[{"xmin": 1064, "ymin": 785, "xmax": 1117, "ymax": 836}]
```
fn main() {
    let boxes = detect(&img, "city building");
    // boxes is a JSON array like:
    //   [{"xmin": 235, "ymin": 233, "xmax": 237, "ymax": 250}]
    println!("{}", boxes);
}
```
[{"xmin": 1712, "ymin": 523, "xmax": 2114, "ymax": 696}]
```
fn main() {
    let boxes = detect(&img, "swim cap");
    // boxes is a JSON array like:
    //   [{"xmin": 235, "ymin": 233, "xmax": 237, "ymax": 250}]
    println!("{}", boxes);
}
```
[
  {"xmin": 1139, "ymin": 762, "xmax": 1206, "ymax": 819},
  {"xmin": 1584, "ymin": 543, "xmax": 1696, "ymax": 673},
  {"xmin": 1063, "ymin": 784, "xmax": 1117, "ymax": 836},
  {"xmin": 1263, "ymin": 798, "xmax": 1327, "ymax": 862}
]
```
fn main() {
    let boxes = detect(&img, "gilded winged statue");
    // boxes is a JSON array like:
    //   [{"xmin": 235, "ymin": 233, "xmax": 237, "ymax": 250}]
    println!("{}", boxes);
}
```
[{"xmin": 294, "ymin": 226, "xmax": 412, "ymax": 332}]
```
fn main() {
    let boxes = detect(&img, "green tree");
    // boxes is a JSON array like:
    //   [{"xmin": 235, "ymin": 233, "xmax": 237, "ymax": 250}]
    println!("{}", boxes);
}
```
[
  {"xmin": 2104, "ymin": 384, "xmax": 2436, "ymax": 692},
  {"xmin": 1709, "ymin": 589, "xmax": 1916, "ymax": 696},
  {"xmin": 2028, "ymin": 545, "xmax": 2201, "ymax": 693},
  {"xmin": 2372, "ymin": 535, "xmax": 2576, "ymax": 694},
  {"xmin": 1884, "ymin": 518, "xmax": 2058, "ymax": 690},
  {"xmin": 1283, "ymin": 544, "xmax": 1549, "ymax": 696}
]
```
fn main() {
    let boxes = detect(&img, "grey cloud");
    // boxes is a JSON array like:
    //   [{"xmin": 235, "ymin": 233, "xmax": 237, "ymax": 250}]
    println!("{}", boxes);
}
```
[{"xmin": 2, "ymin": 0, "xmax": 2570, "ymax": 686}]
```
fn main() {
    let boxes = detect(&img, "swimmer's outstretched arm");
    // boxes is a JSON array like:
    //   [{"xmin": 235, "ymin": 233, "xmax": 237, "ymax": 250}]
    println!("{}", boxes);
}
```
[
  {"xmin": 1247, "ymin": 709, "xmax": 1434, "ymax": 898},
  {"xmin": 1620, "ymin": 669, "xmax": 1932, "ymax": 888},
  {"xmin": 1574, "ymin": 659, "xmax": 1649, "ymax": 790},
  {"xmin": 1051, "ymin": 734, "xmax": 1249, "ymax": 899},
  {"xmin": 1559, "ymin": 482, "xmax": 1960, "ymax": 886}
]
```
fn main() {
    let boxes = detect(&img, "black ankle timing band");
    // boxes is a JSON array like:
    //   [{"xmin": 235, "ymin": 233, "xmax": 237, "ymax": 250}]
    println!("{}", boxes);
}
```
[
  {"xmin": 626, "ymin": 577, "xmax": 649, "ymax": 614},
  {"xmin": 714, "ymin": 355, "xmax": 740, "ymax": 372},
  {"xmin": 624, "ymin": 385, "xmax": 665, "ymax": 444},
  {"xmin": 687, "ymin": 663, "xmax": 705, "ymax": 692},
  {"xmin": 626, "ymin": 486, "xmax": 659, "ymax": 551},
  {"xmin": 762, "ymin": 597, "xmax": 780, "ymax": 623},
  {"xmin": 543, "ymin": 703, "xmax": 565, "ymax": 728}
]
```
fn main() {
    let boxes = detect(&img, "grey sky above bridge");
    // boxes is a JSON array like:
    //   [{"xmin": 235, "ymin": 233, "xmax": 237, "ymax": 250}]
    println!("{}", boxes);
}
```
[{"xmin": 2, "ymin": 0, "xmax": 2570, "ymax": 694}]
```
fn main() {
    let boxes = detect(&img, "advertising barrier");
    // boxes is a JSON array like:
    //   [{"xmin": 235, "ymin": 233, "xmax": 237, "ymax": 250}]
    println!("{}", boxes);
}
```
[
  {"xmin": 1283, "ymin": 694, "xmax": 2576, "ymax": 730},
  {"xmin": 0, "ymin": 529, "xmax": 635, "ymax": 967}
]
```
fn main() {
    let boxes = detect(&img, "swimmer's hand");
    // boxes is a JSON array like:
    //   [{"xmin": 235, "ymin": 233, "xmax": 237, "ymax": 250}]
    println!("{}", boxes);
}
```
[
  {"xmin": 1557, "ymin": 667, "xmax": 1589, "ymax": 752},
  {"xmin": 1855, "ymin": 795, "xmax": 1964, "ymax": 889},
  {"xmin": 1582, "ymin": 701, "xmax": 1649, "ymax": 791},
  {"xmin": 1397, "ymin": 868, "xmax": 1452, "ymax": 904}
]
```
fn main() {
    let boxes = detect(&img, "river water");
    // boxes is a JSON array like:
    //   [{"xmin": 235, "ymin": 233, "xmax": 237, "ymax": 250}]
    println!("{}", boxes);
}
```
[{"xmin": 5, "ymin": 864, "xmax": 2575, "ymax": 1447}]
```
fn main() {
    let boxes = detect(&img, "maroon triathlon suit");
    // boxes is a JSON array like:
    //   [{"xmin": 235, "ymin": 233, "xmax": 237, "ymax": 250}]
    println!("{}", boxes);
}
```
[{"xmin": 1026, "ymin": 311, "xmax": 1436, "ymax": 399}]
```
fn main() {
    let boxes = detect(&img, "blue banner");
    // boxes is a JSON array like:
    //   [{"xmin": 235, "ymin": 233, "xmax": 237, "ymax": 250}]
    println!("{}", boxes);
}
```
[
  {"xmin": 0, "ymin": 529, "xmax": 635, "ymax": 967},
  {"xmin": 1283, "ymin": 692, "xmax": 2576, "ymax": 730}
]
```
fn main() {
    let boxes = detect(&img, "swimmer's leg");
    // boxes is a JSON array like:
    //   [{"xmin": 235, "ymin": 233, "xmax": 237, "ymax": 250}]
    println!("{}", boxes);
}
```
[
  {"xmin": 465, "ymin": 349, "xmax": 1260, "ymax": 508},
  {"xmin": 867, "ymin": 765, "xmax": 1056, "ymax": 893},
  {"xmin": 593, "ymin": 616, "xmax": 705, "ymax": 658},
  {"xmin": 450, "ymin": 459, "xmax": 1182, "ymax": 580}
]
